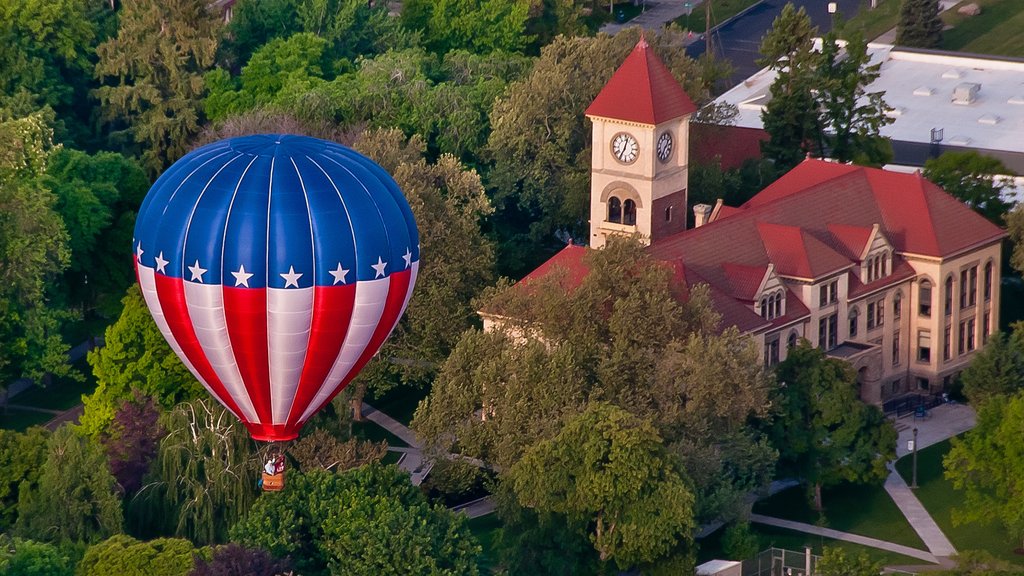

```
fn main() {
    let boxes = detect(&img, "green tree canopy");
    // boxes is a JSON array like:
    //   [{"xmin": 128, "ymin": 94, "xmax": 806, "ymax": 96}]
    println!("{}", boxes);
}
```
[
  {"xmin": 945, "ymin": 391, "xmax": 1024, "ymax": 549},
  {"xmin": 815, "ymin": 547, "xmax": 884, "ymax": 576},
  {"xmin": 231, "ymin": 464, "xmax": 481, "ymax": 576},
  {"xmin": 15, "ymin": 425, "xmax": 123, "ymax": 544},
  {"xmin": 0, "ymin": 427, "xmax": 49, "ymax": 530},
  {"xmin": 402, "ymin": 0, "xmax": 533, "ymax": 54},
  {"xmin": 94, "ymin": 0, "xmax": 221, "ymax": 174},
  {"xmin": 81, "ymin": 285, "xmax": 202, "ymax": 437},
  {"xmin": 509, "ymin": 402, "xmax": 696, "ymax": 570},
  {"xmin": 771, "ymin": 341, "xmax": 897, "ymax": 510},
  {"xmin": 959, "ymin": 326, "xmax": 1024, "ymax": 407},
  {"xmin": 0, "ymin": 538, "xmax": 74, "ymax": 576},
  {"xmin": 924, "ymin": 151, "xmax": 1014, "ymax": 224},
  {"xmin": 896, "ymin": 0, "xmax": 943, "ymax": 49},
  {"xmin": 77, "ymin": 534, "xmax": 200, "ymax": 576}
]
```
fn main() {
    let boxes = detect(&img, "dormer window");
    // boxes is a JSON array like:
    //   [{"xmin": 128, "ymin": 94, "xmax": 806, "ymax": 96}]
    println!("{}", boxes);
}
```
[
  {"xmin": 760, "ymin": 291, "xmax": 785, "ymax": 320},
  {"xmin": 866, "ymin": 252, "xmax": 889, "ymax": 282}
]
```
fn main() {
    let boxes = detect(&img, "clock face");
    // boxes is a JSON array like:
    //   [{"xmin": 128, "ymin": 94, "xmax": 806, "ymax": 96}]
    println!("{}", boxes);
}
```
[
  {"xmin": 611, "ymin": 132, "xmax": 639, "ymax": 164},
  {"xmin": 657, "ymin": 131, "xmax": 673, "ymax": 162}
]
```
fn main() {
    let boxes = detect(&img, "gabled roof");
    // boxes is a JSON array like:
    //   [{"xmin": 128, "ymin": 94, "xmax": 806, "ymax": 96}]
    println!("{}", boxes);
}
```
[
  {"xmin": 517, "ymin": 243, "xmax": 589, "ymax": 291},
  {"xmin": 756, "ymin": 222, "xmax": 851, "ymax": 279},
  {"xmin": 585, "ymin": 37, "xmax": 698, "ymax": 125},
  {"xmin": 826, "ymin": 223, "xmax": 873, "ymax": 261},
  {"xmin": 721, "ymin": 263, "xmax": 769, "ymax": 301}
]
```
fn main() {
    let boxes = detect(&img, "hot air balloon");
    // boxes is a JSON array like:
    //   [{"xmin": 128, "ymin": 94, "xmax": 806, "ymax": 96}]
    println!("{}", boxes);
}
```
[{"xmin": 132, "ymin": 135, "xmax": 418, "ymax": 456}]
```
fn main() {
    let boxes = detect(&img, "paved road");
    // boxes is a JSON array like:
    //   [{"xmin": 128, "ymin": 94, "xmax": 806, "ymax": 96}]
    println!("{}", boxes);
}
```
[{"xmin": 685, "ymin": 0, "xmax": 865, "ymax": 86}]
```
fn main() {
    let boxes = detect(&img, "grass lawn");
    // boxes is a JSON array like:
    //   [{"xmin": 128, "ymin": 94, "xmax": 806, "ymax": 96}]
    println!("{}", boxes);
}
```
[
  {"xmin": 366, "ymin": 384, "xmax": 429, "ymax": 426},
  {"xmin": 895, "ymin": 439, "xmax": 1024, "ymax": 563},
  {"xmin": 466, "ymin": 514, "xmax": 502, "ymax": 574},
  {"xmin": 698, "ymin": 523, "xmax": 926, "ymax": 566},
  {"xmin": 752, "ymin": 482, "xmax": 926, "ymax": 549},
  {"xmin": 12, "ymin": 359, "xmax": 97, "ymax": 412},
  {"xmin": 836, "ymin": 0, "xmax": 902, "ymax": 43},
  {"xmin": 941, "ymin": 0, "xmax": 1024, "ymax": 57},
  {"xmin": 0, "ymin": 409, "xmax": 52, "ymax": 431},
  {"xmin": 673, "ymin": 0, "xmax": 760, "ymax": 34}
]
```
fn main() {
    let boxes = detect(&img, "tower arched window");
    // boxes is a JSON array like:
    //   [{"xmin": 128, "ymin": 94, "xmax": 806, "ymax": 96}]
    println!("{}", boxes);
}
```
[
  {"xmin": 623, "ymin": 199, "xmax": 637, "ymax": 226},
  {"xmin": 608, "ymin": 197, "xmax": 622, "ymax": 223}
]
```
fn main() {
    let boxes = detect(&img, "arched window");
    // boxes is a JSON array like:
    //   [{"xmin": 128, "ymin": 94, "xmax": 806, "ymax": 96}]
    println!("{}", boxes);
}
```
[
  {"xmin": 985, "ymin": 261, "xmax": 993, "ymax": 301},
  {"xmin": 874, "ymin": 256, "xmax": 883, "ymax": 280},
  {"xmin": 919, "ymin": 280, "xmax": 932, "ymax": 317},
  {"xmin": 944, "ymin": 276, "xmax": 954, "ymax": 316},
  {"xmin": 893, "ymin": 292, "xmax": 902, "ymax": 320},
  {"xmin": 608, "ymin": 197, "xmax": 622, "ymax": 223},
  {"xmin": 849, "ymin": 307, "xmax": 859, "ymax": 338},
  {"xmin": 623, "ymin": 199, "xmax": 637, "ymax": 225},
  {"xmin": 760, "ymin": 297, "xmax": 769, "ymax": 319},
  {"xmin": 774, "ymin": 292, "xmax": 783, "ymax": 318},
  {"xmin": 787, "ymin": 331, "xmax": 798, "ymax": 349}
]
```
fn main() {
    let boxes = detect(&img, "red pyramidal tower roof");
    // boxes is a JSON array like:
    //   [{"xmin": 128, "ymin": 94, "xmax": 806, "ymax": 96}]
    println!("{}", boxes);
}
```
[{"xmin": 586, "ymin": 37, "xmax": 698, "ymax": 125}]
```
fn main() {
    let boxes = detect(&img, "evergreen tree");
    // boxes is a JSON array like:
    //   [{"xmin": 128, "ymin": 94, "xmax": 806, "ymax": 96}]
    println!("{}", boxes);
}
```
[{"xmin": 896, "ymin": 0, "xmax": 943, "ymax": 49}]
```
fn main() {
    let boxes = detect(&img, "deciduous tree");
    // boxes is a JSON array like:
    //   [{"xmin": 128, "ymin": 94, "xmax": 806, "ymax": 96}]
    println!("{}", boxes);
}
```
[
  {"xmin": 770, "ymin": 341, "xmax": 897, "ymax": 511},
  {"xmin": 959, "ymin": 327, "xmax": 1024, "ymax": 407},
  {"xmin": 945, "ymin": 391, "xmax": 1024, "ymax": 550},
  {"xmin": 15, "ymin": 425, "xmax": 123, "ymax": 543},
  {"xmin": 0, "ymin": 538, "xmax": 74, "ymax": 576},
  {"xmin": 815, "ymin": 547, "xmax": 883, "ymax": 576},
  {"xmin": 0, "ymin": 427, "xmax": 50, "ymax": 530},
  {"xmin": 509, "ymin": 402, "xmax": 696, "ymax": 570},
  {"xmin": 924, "ymin": 151, "xmax": 1014, "ymax": 224},
  {"xmin": 402, "ymin": 0, "xmax": 533, "ymax": 54},
  {"xmin": 99, "ymin": 392, "xmax": 164, "ymax": 495},
  {"xmin": 190, "ymin": 543, "xmax": 294, "ymax": 576},
  {"xmin": 289, "ymin": 428, "xmax": 386, "ymax": 473},
  {"xmin": 77, "ymin": 535, "xmax": 200, "ymax": 576}
]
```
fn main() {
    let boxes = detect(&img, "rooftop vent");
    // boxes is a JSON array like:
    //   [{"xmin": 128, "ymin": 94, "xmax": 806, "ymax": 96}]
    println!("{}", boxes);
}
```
[
  {"xmin": 978, "ymin": 114, "xmax": 1001, "ymax": 125},
  {"xmin": 952, "ymin": 82, "xmax": 981, "ymax": 105},
  {"xmin": 1008, "ymin": 95, "xmax": 1024, "ymax": 105},
  {"xmin": 885, "ymin": 107, "xmax": 906, "ymax": 118},
  {"xmin": 930, "ymin": 128, "xmax": 944, "ymax": 143},
  {"xmin": 913, "ymin": 86, "xmax": 935, "ymax": 96},
  {"xmin": 942, "ymin": 69, "xmax": 964, "ymax": 79},
  {"xmin": 948, "ymin": 135, "xmax": 972, "ymax": 146}
]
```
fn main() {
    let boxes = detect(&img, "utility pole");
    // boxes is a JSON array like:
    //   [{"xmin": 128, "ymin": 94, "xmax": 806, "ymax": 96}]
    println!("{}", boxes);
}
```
[
  {"xmin": 911, "ymin": 427, "xmax": 919, "ymax": 489},
  {"xmin": 705, "ymin": 0, "xmax": 713, "ymax": 59}
]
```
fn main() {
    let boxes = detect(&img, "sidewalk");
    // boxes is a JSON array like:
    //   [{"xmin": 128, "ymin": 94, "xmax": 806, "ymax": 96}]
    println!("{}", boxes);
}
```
[
  {"xmin": 749, "ymin": 514, "xmax": 941, "ymax": 564},
  {"xmin": 362, "ymin": 401, "xmax": 433, "ymax": 485},
  {"xmin": 883, "ymin": 470, "xmax": 957, "ymax": 557},
  {"xmin": 601, "ymin": 0, "xmax": 703, "ymax": 34}
]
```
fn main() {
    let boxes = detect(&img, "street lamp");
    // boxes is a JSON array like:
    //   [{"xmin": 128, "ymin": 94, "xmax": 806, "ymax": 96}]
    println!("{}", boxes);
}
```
[
  {"xmin": 684, "ymin": 1, "xmax": 692, "ymax": 31},
  {"xmin": 911, "ymin": 427, "xmax": 919, "ymax": 489},
  {"xmin": 827, "ymin": 2, "xmax": 837, "ymax": 30}
]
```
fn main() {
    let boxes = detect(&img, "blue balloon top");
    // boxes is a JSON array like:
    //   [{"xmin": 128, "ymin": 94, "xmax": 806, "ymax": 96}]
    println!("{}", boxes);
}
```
[{"xmin": 134, "ymin": 134, "xmax": 419, "ymax": 289}]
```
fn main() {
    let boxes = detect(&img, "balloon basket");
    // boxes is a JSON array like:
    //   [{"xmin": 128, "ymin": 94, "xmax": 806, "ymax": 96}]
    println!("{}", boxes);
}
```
[{"xmin": 262, "ymin": 472, "xmax": 285, "ymax": 491}]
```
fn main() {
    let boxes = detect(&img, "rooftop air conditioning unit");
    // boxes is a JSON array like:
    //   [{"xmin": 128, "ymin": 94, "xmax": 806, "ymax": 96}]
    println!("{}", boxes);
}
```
[{"xmin": 952, "ymin": 82, "xmax": 981, "ymax": 105}]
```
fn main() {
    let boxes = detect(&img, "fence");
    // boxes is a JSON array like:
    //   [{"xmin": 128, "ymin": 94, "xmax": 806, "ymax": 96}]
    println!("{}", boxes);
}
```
[
  {"xmin": 741, "ymin": 547, "xmax": 818, "ymax": 576},
  {"xmin": 883, "ymin": 393, "xmax": 943, "ymax": 418}
]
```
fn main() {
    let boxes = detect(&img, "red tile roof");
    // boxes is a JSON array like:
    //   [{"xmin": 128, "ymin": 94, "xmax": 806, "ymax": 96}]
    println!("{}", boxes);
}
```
[
  {"xmin": 826, "ymin": 223, "xmax": 873, "ymax": 261},
  {"xmin": 518, "ymin": 243, "xmax": 589, "ymax": 290},
  {"xmin": 691, "ymin": 125, "xmax": 768, "ymax": 170},
  {"xmin": 756, "ymin": 222, "xmax": 851, "ymax": 279},
  {"xmin": 585, "ymin": 37, "xmax": 698, "ymax": 125},
  {"xmin": 721, "ymin": 263, "xmax": 767, "ymax": 301}
]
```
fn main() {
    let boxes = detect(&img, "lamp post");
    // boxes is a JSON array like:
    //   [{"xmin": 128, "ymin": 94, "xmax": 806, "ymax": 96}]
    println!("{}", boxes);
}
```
[
  {"xmin": 911, "ymin": 427, "xmax": 919, "ymax": 489},
  {"xmin": 827, "ymin": 1, "xmax": 837, "ymax": 30}
]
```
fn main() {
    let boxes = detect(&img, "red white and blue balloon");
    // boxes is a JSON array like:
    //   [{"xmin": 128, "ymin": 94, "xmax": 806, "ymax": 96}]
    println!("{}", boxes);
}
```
[{"xmin": 133, "ymin": 135, "xmax": 418, "ymax": 442}]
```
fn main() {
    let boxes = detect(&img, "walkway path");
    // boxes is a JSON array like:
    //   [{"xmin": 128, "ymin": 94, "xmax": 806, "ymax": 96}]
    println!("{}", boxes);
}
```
[
  {"xmin": 601, "ymin": 0, "xmax": 702, "ymax": 35},
  {"xmin": 749, "ymin": 514, "xmax": 940, "ymax": 564},
  {"xmin": 884, "ymin": 469, "xmax": 957, "ymax": 557},
  {"xmin": 362, "ymin": 402, "xmax": 433, "ymax": 485}
]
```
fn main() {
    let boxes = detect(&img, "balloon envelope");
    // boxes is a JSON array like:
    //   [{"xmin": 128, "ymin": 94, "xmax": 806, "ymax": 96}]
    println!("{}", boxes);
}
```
[{"xmin": 133, "ymin": 135, "xmax": 419, "ymax": 441}]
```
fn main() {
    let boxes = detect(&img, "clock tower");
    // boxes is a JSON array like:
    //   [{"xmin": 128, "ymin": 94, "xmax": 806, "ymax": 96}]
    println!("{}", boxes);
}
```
[{"xmin": 585, "ymin": 37, "xmax": 697, "ymax": 248}]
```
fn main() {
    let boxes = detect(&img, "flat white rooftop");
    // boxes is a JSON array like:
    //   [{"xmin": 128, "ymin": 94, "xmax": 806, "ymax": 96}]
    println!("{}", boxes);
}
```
[{"xmin": 715, "ymin": 43, "xmax": 1024, "ymax": 157}]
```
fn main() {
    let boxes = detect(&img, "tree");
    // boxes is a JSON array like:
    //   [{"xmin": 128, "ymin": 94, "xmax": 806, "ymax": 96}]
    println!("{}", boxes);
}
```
[
  {"xmin": 190, "ymin": 543, "xmax": 293, "ymax": 576},
  {"xmin": 80, "ymin": 286, "xmax": 203, "ymax": 437},
  {"xmin": 959, "ymin": 327, "xmax": 1024, "ymax": 407},
  {"xmin": 924, "ymin": 151, "xmax": 1014, "ymax": 224},
  {"xmin": 759, "ymin": 5, "xmax": 892, "ymax": 170},
  {"xmin": 0, "ymin": 427, "xmax": 50, "ymax": 530},
  {"xmin": 137, "ymin": 398, "xmax": 257, "ymax": 545},
  {"xmin": 770, "ymin": 341, "xmax": 897, "ymax": 511},
  {"xmin": 896, "ymin": 0, "xmax": 943, "ymax": 49},
  {"xmin": 77, "ymin": 535, "xmax": 200, "ymax": 576},
  {"xmin": 945, "ymin": 391, "xmax": 1024, "ymax": 550},
  {"xmin": 815, "ymin": 547, "xmax": 883, "ymax": 576},
  {"xmin": 288, "ymin": 428, "xmax": 386, "ymax": 472},
  {"xmin": 402, "ymin": 0, "xmax": 533, "ymax": 54},
  {"xmin": 509, "ymin": 403, "xmax": 696, "ymax": 570},
  {"xmin": 486, "ymin": 29, "xmax": 708, "ymax": 276},
  {"xmin": 15, "ymin": 425, "xmax": 123, "ymax": 543},
  {"xmin": 933, "ymin": 550, "xmax": 1024, "ymax": 575},
  {"xmin": 99, "ymin": 392, "xmax": 164, "ymax": 495},
  {"xmin": 231, "ymin": 465, "xmax": 482, "ymax": 576},
  {"xmin": 94, "ymin": 0, "xmax": 221, "ymax": 174},
  {"xmin": 0, "ymin": 538, "xmax": 74, "ymax": 576}
]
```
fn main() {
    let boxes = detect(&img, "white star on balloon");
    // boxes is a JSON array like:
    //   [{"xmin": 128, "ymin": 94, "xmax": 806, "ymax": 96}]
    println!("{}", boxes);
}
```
[
  {"xmin": 154, "ymin": 252, "xmax": 168, "ymax": 274},
  {"xmin": 403, "ymin": 248, "xmax": 412, "ymax": 269},
  {"xmin": 232, "ymin": 264, "xmax": 254, "ymax": 287},
  {"xmin": 188, "ymin": 260, "xmax": 207, "ymax": 282},
  {"xmin": 371, "ymin": 256, "xmax": 388, "ymax": 279},
  {"xmin": 329, "ymin": 263, "xmax": 350, "ymax": 285},
  {"xmin": 136, "ymin": 242, "xmax": 144, "ymax": 263},
  {"xmin": 280, "ymin": 266, "xmax": 303, "ymax": 288}
]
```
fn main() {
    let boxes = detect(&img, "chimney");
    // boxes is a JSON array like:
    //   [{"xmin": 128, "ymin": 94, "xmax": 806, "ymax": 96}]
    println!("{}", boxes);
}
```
[{"xmin": 693, "ymin": 203, "xmax": 713, "ymax": 227}]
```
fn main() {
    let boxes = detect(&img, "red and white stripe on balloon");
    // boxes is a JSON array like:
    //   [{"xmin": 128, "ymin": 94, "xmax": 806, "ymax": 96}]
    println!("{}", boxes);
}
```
[{"xmin": 133, "ymin": 135, "xmax": 418, "ymax": 441}]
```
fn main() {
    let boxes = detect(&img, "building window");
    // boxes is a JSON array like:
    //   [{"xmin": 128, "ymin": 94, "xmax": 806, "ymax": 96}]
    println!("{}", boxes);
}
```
[
  {"xmin": 608, "ymin": 197, "xmax": 622, "ymax": 223},
  {"xmin": 946, "ymin": 276, "xmax": 954, "ymax": 316},
  {"xmin": 893, "ymin": 292, "xmax": 902, "ymax": 321},
  {"xmin": 664, "ymin": 206, "xmax": 672, "ymax": 222},
  {"xmin": 867, "ymin": 298, "xmax": 884, "ymax": 330},
  {"xmin": 765, "ymin": 339, "xmax": 780, "ymax": 367},
  {"xmin": 819, "ymin": 313, "xmax": 838, "ymax": 350},
  {"xmin": 983, "ymin": 311, "xmax": 991, "ymax": 344},
  {"xmin": 985, "ymin": 261, "xmax": 993, "ymax": 302},
  {"xmin": 918, "ymin": 330, "xmax": 931, "ymax": 362},
  {"xmin": 623, "ymin": 199, "xmax": 637, "ymax": 226},
  {"xmin": 892, "ymin": 331, "xmax": 900, "ymax": 366},
  {"xmin": 967, "ymin": 318, "xmax": 976, "ymax": 351},
  {"xmin": 788, "ymin": 331, "xmax": 798, "ymax": 349},
  {"xmin": 969, "ymin": 266, "xmax": 977, "ymax": 306},
  {"xmin": 943, "ymin": 325, "xmax": 951, "ymax": 361},
  {"xmin": 760, "ymin": 297, "xmax": 768, "ymax": 319},
  {"xmin": 958, "ymin": 321, "xmax": 966, "ymax": 355},
  {"xmin": 918, "ymin": 377, "xmax": 930, "ymax": 391},
  {"xmin": 775, "ymin": 292, "xmax": 783, "ymax": 318},
  {"xmin": 919, "ymin": 280, "xmax": 932, "ymax": 317},
  {"xmin": 819, "ymin": 281, "xmax": 837, "ymax": 307},
  {"xmin": 849, "ymin": 307, "xmax": 859, "ymax": 338}
]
